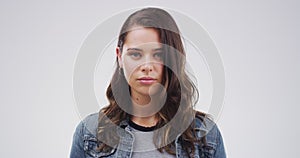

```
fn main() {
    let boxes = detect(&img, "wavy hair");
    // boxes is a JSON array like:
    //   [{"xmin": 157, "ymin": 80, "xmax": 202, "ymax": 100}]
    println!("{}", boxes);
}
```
[{"xmin": 97, "ymin": 7, "xmax": 207, "ymax": 156}]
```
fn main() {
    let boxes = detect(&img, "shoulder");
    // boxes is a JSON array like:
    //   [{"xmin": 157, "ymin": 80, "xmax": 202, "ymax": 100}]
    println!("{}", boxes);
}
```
[
  {"xmin": 75, "ymin": 112, "xmax": 99, "ymax": 137},
  {"xmin": 193, "ymin": 112, "xmax": 226, "ymax": 157},
  {"xmin": 72, "ymin": 112, "xmax": 117, "ymax": 157},
  {"xmin": 193, "ymin": 112, "xmax": 222, "ymax": 145}
]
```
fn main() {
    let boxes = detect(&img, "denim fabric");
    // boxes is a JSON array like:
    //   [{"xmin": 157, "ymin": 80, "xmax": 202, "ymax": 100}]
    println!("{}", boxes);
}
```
[{"xmin": 70, "ymin": 113, "xmax": 226, "ymax": 158}]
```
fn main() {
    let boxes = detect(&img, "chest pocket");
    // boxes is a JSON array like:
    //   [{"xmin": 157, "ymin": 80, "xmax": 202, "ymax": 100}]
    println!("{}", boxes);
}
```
[{"xmin": 83, "ymin": 135, "xmax": 115, "ymax": 158}]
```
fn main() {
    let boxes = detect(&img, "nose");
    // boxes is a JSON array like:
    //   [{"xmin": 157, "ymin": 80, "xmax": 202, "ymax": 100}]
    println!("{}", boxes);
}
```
[
  {"xmin": 141, "ymin": 62, "xmax": 153, "ymax": 73},
  {"xmin": 140, "ymin": 55, "xmax": 155, "ymax": 73}
]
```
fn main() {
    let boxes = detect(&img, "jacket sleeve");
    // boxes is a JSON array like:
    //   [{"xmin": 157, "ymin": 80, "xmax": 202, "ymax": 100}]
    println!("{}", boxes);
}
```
[
  {"xmin": 70, "ymin": 121, "xmax": 86, "ymax": 158},
  {"xmin": 214, "ymin": 125, "xmax": 226, "ymax": 158}
]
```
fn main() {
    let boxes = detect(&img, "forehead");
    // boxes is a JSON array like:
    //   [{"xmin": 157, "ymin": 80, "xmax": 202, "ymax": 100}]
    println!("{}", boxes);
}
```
[{"xmin": 124, "ymin": 27, "xmax": 161, "ymax": 48}]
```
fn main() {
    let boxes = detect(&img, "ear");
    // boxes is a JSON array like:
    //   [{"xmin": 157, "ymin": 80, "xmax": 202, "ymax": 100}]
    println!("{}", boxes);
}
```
[{"xmin": 116, "ymin": 47, "xmax": 123, "ymax": 68}]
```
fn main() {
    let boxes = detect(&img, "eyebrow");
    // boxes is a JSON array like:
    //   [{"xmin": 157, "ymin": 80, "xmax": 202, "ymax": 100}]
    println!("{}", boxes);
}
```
[
  {"xmin": 153, "ymin": 48, "xmax": 163, "ymax": 51},
  {"xmin": 126, "ymin": 48, "xmax": 163, "ymax": 51},
  {"xmin": 127, "ymin": 48, "xmax": 142, "ymax": 51}
]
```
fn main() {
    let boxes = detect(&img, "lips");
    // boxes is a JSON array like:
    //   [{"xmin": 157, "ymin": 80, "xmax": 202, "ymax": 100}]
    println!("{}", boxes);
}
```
[{"xmin": 137, "ymin": 77, "xmax": 156, "ymax": 85}]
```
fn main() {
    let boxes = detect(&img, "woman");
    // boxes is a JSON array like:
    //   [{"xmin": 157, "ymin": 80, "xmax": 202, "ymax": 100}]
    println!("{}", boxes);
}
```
[{"xmin": 71, "ymin": 7, "xmax": 226, "ymax": 158}]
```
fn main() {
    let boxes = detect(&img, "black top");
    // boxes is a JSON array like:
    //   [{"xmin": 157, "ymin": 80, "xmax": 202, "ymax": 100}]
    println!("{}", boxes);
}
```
[{"xmin": 128, "ymin": 119, "xmax": 157, "ymax": 132}]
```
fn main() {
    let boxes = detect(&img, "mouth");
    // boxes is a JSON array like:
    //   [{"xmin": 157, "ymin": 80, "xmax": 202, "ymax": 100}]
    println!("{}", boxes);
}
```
[{"xmin": 137, "ymin": 77, "xmax": 157, "ymax": 85}]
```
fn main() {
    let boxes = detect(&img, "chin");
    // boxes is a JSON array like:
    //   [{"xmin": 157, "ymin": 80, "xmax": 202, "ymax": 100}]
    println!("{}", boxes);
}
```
[{"xmin": 141, "ymin": 87, "xmax": 164, "ymax": 96}]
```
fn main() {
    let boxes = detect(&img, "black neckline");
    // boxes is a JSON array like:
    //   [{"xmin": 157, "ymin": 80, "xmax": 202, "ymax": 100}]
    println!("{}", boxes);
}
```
[{"xmin": 128, "ymin": 119, "xmax": 156, "ymax": 132}]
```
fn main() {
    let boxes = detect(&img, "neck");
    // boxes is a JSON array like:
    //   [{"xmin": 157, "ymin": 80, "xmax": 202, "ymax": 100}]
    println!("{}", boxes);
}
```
[
  {"xmin": 129, "ymin": 91, "xmax": 165, "ymax": 127},
  {"xmin": 131, "ymin": 93, "xmax": 151, "ymax": 105},
  {"xmin": 130, "ymin": 94, "xmax": 165, "ymax": 121},
  {"xmin": 131, "ymin": 115, "xmax": 158, "ymax": 127},
  {"xmin": 130, "ymin": 95, "xmax": 159, "ymax": 127}
]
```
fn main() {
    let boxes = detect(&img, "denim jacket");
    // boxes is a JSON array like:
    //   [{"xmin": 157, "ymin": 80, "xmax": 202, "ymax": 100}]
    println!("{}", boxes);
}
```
[{"xmin": 70, "ymin": 113, "xmax": 226, "ymax": 158}]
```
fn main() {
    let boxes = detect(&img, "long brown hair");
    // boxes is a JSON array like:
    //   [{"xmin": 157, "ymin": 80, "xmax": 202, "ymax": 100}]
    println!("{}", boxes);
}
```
[{"xmin": 97, "ymin": 7, "xmax": 206, "ymax": 156}]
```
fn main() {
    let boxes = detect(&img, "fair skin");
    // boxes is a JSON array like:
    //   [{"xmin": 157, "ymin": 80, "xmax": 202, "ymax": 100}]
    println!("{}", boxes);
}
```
[{"xmin": 116, "ymin": 27, "xmax": 164, "ymax": 127}]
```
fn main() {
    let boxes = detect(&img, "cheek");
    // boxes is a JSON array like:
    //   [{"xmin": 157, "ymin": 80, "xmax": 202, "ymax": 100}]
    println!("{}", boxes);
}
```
[
  {"xmin": 123, "ymin": 61, "xmax": 138, "ymax": 82},
  {"xmin": 157, "ymin": 64, "xmax": 164, "ymax": 78}
]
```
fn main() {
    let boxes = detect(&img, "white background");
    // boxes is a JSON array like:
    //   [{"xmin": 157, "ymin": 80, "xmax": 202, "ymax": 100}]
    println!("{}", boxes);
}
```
[{"xmin": 0, "ymin": 0, "xmax": 299, "ymax": 157}]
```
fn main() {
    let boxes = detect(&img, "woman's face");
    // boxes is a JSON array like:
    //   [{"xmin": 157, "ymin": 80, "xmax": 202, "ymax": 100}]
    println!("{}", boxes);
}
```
[{"xmin": 117, "ymin": 27, "xmax": 164, "ymax": 99}]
